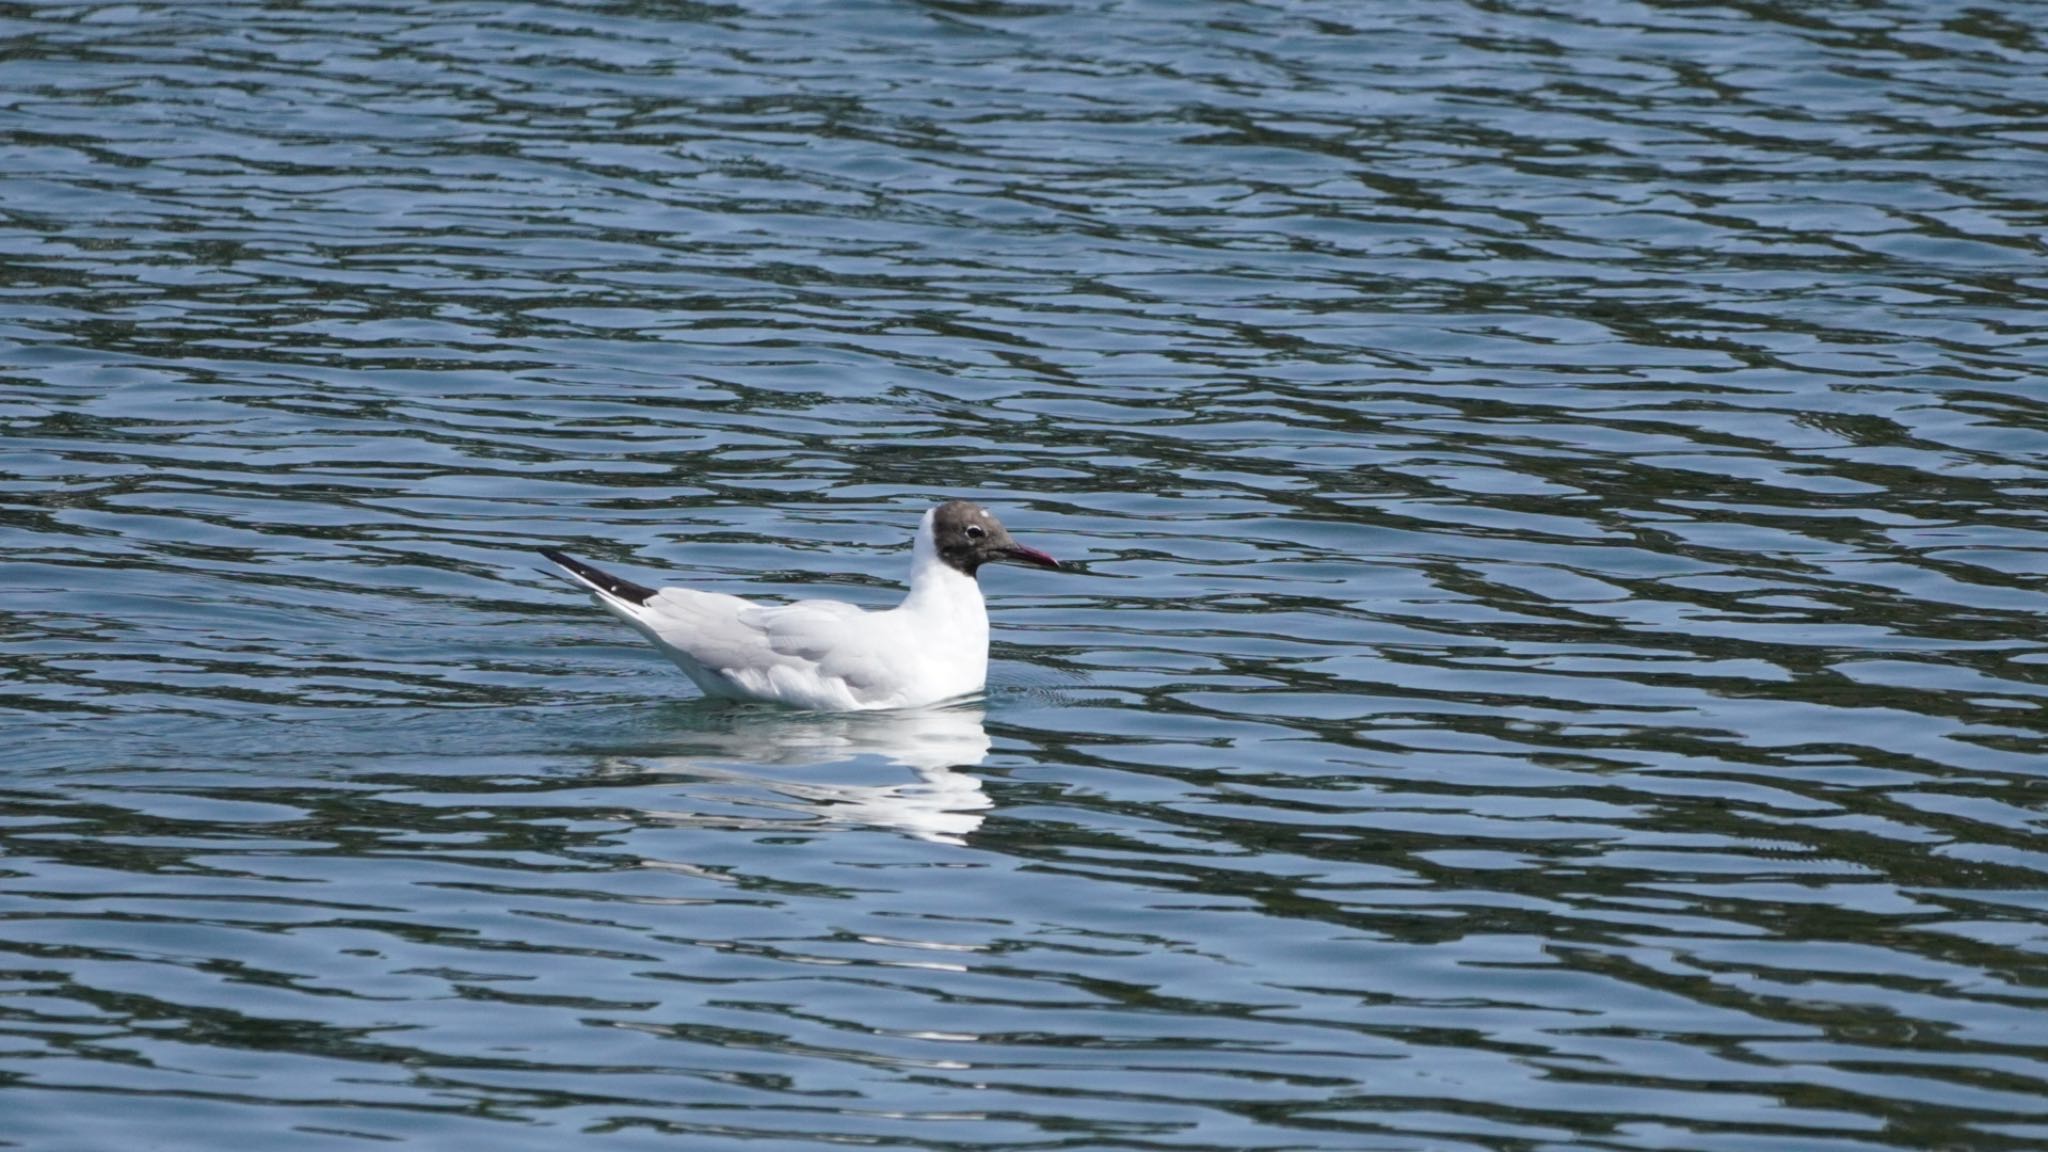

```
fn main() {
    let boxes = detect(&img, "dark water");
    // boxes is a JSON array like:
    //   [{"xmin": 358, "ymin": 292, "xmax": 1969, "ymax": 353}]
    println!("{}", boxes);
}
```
[{"xmin": 5, "ymin": 2, "xmax": 2047, "ymax": 1148}]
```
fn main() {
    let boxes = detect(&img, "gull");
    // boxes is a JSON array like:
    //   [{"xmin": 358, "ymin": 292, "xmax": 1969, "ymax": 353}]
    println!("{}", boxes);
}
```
[{"xmin": 540, "ymin": 500, "xmax": 1060, "ymax": 711}]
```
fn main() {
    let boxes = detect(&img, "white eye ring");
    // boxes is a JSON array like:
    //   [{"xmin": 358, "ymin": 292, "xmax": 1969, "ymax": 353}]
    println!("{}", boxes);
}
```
[{"xmin": 965, "ymin": 524, "xmax": 986, "ymax": 538}]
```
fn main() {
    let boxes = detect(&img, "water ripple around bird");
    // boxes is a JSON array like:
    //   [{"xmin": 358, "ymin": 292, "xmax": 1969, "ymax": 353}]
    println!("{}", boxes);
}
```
[{"xmin": 3, "ymin": 2, "xmax": 2045, "ymax": 1150}]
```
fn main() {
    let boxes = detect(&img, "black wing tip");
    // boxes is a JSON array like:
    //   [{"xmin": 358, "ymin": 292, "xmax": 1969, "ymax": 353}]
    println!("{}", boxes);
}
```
[{"xmin": 538, "ymin": 546, "xmax": 658, "ymax": 606}]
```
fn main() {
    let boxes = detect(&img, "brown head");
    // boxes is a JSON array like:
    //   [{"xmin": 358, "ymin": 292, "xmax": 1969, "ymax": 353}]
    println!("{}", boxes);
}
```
[{"xmin": 928, "ymin": 500, "xmax": 1060, "ymax": 578}]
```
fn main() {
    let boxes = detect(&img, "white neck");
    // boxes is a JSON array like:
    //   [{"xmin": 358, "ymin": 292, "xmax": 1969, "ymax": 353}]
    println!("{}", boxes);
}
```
[
  {"xmin": 902, "ymin": 508, "xmax": 984, "ymax": 612},
  {"xmin": 893, "ymin": 507, "xmax": 991, "ymax": 701}
]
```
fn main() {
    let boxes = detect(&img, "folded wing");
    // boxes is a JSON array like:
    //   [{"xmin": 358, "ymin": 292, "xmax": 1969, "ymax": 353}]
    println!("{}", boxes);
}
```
[
  {"xmin": 641, "ymin": 591, "xmax": 901, "ymax": 708},
  {"xmin": 541, "ymin": 548, "xmax": 923, "ymax": 710}
]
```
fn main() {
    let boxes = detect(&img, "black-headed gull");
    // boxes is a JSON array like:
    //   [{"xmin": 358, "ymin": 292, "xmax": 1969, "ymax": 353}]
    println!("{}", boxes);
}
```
[{"xmin": 541, "ymin": 500, "xmax": 1059, "ymax": 711}]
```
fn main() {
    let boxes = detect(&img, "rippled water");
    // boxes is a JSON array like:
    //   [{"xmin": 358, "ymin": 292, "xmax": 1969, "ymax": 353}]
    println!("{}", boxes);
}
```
[{"xmin": 5, "ymin": 2, "xmax": 2047, "ymax": 1148}]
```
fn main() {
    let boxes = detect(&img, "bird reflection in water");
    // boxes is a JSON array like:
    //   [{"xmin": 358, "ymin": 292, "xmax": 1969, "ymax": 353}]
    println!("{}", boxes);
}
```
[{"xmin": 601, "ymin": 704, "xmax": 993, "ymax": 844}]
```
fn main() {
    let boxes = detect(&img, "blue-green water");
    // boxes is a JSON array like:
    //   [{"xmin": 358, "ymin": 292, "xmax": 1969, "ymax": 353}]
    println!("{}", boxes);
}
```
[{"xmin": 4, "ymin": 2, "xmax": 2047, "ymax": 1149}]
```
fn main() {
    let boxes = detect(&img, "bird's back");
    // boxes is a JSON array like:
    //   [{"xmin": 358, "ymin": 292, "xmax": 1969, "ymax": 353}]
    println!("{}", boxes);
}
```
[{"xmin": 624, "ymin": 588, "xmax": 982, "ymax": 710}]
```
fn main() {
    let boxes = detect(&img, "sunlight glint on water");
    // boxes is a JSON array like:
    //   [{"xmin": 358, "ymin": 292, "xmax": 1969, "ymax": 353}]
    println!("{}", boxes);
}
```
[{"xmin": 2, "ymin": 3, "xmax": 2046, "ymax": 1150}]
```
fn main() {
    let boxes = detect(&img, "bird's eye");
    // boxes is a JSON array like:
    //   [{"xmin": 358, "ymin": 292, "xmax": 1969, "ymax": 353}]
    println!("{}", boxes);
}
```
[{"xmin": 965, "ymin": 524, "xmax": 986, "ymax": 539}]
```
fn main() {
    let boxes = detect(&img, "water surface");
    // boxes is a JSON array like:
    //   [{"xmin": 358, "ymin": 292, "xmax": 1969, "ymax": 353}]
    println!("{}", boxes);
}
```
[{"xmin": 4, "ymin": 2, "xmax": 2047, "ymax": 1149}]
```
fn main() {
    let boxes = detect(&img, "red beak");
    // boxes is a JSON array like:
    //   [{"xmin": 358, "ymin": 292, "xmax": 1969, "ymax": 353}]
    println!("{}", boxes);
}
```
[{"xmin": 997, "ymin": 543, "xmax": 1061, "ymax": 570}]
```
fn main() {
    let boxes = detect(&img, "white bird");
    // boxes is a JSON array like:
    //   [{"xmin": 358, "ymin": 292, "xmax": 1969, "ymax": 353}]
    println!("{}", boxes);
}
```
[{"xmin": 540, "ymin": 500, "xmax": 1060, "ymax": 711}]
